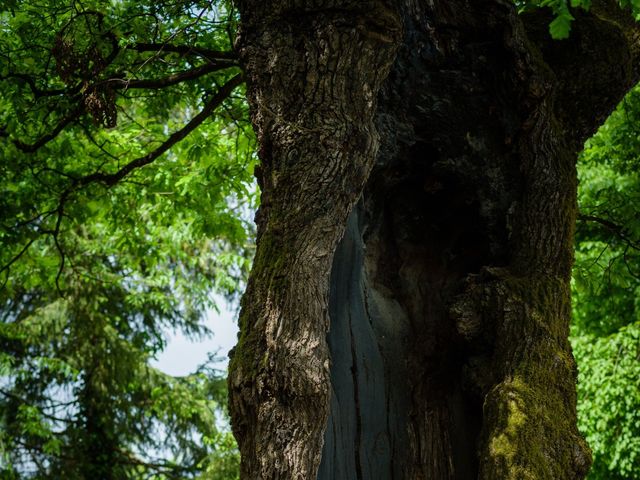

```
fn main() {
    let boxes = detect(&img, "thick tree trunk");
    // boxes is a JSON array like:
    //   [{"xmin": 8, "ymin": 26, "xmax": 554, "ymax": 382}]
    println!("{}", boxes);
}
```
[
  {"xmin": 229, "ymin": 1, "xmax": 640, "ymax": 479},
  {"xmin": 228, "ymin": 2, "xmax": 401, "ymax": 478}
]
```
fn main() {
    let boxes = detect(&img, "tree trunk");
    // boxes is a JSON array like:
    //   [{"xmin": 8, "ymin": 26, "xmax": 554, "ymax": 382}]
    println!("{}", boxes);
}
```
[
  {"xmin": 227, "ymin": 2, "xmax": 401, "ymax": 478},
  {"xmin": 229, "ymin": 1, "xmax": 640, "ymax": 479}
]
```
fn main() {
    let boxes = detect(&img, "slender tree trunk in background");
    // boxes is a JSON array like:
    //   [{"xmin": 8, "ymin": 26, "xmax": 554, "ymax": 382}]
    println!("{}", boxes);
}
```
[
  {"xmin": 229, "ymin": 1, "xmax": 640, "ymax": 478},
  {"xmin": 79, "ymin": 377, "xmax": 117, "ymax": 480}
]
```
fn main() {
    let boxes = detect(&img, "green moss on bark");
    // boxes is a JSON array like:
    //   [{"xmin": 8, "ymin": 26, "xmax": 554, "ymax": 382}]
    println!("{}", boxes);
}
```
[{"xmin": 477, "ymin": 274, "xmax": 591, "ymax": 479}]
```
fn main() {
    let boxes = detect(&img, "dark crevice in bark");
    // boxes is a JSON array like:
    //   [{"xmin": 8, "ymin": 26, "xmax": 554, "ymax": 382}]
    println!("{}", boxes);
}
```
[
  {"xmin": 322, "ymin": 119, "xmax": 507, "ymax": 476},
  {"xmin": 320, "ymin": 2, "xmax": 519, "ymax": 476},
  {"xmin": 348, "ymin": 310, "xmax": 364, "ymax": 480},
  {"xmin": 319, "ymin": 0, "xmax": 589, "ymax": 477}
]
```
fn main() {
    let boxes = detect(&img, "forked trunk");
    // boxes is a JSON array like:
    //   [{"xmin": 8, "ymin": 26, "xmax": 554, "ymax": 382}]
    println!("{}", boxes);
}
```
[{"xmin": 229, "ymin": 1, "xmax": 639, "ymax": 478}]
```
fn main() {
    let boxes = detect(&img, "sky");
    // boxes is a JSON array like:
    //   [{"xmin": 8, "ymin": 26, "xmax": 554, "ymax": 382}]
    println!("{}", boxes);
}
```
[{"xmin": 152, "ymin": 300, "xmax": 239, "ymax": 376}]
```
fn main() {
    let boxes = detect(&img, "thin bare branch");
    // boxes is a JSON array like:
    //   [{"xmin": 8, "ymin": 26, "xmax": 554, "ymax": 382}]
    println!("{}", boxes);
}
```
[
  {"xmin": 0, "ymin": 73, "xmax": 74, "ymax": 98},
  {"xmin": 0, "ymin": 238, "xmax": 38, "ymax": 277},
  {"xmin": 578, "ymin": 213, "xmax": 640, "ymax": 251}
]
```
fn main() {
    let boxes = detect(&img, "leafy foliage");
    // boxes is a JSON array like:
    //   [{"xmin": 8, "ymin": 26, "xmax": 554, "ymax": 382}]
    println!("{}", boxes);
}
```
[
  {"xmin": 517, "ymin": 0, "xmax": 640, "ymax": 38},
  {"xmin": 0, "ymin": 0, "xmax": 255, "ymax": 478},
  {"xmin": 572, "ymin": 326, "xmax": 640, "ymax": 479},
  {"xmin": 572, "ymin": 85, "xmax": 640, "ymax": 479}
]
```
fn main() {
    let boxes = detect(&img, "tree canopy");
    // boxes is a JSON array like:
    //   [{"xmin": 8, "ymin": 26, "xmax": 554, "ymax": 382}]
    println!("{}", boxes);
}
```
[{"xmin": 1, "ymin": 0, "xmax": 255, "ymax": 477}]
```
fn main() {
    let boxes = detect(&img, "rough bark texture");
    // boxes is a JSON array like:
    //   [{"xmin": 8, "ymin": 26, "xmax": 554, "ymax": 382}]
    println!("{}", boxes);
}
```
[
  {"xmin": 229, "ymin": 1, "xmax": 640, "ymax": 479},
  {"xmin": 227, "ymin": 2, "xmax": 401, "ymax": 478}
]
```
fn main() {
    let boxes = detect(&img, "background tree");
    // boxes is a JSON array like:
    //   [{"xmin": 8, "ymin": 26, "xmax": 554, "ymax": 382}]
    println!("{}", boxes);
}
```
[
  {"xmin": 0, "ymin": 0, "xmax": 254, "ymax": 477},
  {"xmin": 572, "ymin": 84, "xmax": 640, "ymax": 479}
]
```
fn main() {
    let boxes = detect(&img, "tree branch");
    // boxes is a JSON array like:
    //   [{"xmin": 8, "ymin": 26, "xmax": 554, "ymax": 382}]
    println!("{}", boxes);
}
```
[
  {"xmin": 101, "ymin": 62, "xmax": 236, "ymax": 91},
  {"xmin": 0, "ymin": 238, "xmax": 38, "ymax": 277},
  {"xmin": 0, "ymin": 388, "xmax": 73, "ymax": 424},
  {"xmin": 1, "ymin": 75, "xmax": 242, "ymax": 282},
  {"xmin": 130, "ymin": 42, "xmax": 237, "ymax": 62},
  {"xmin": 10, "ymin": 63, "xmax": 237, "ymax": 153},
  {"xmin": 115, "ymin": 446, "xmax": 193, "ymax": 473},
  {"xmin": 0, "ymin": 73, "xmax": 74, "ymax": 98},
  {"xmin": 76, "ymin": 73, "xmax": 243, "ymax": 187},
  {"xmin": 13, "ymin": 104, "xmax": 84, "ymax": 153},
  {"xmin": 578, "ymin": 213, "xmax": 640, "ymax": 251}
]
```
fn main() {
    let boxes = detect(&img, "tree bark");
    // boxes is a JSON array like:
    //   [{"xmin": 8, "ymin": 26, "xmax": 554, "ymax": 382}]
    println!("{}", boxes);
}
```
[
  {"xmin": 227, "ymin": 2, "xmax": 401, "ymax": 478},
  {"xmin": 229, "ymin": 1, "xmax": 640, "ymax": 479}
]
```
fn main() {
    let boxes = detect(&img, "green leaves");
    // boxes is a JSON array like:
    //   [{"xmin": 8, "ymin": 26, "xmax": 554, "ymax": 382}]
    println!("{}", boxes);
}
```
[
  {"xmin": 517, "ymin": 0, "xmax": 640, "ymax": 39},
  {"xmin": 0, "ymin": 0, "xmax": 253, "ymax": 478},
  {"xmin": 572, "ymin": 324, "xmax": 640, "ymax": 478},
  {"xmin": 548, "ymin": 7, "xmax": 574, "ymax": 39},
  {"xmin": 572, "ymin": 84, "xmax": 640, "ymax": 479}
]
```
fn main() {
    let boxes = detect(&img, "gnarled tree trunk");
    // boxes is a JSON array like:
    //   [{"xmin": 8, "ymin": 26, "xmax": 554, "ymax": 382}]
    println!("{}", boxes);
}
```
[
  {"xmin": 227, "ymin": 2, "xmax": 401, "ymax": 478},
  {"xmin": 229, "ymin": 1, "xmax": 640, "ymax": 478}
]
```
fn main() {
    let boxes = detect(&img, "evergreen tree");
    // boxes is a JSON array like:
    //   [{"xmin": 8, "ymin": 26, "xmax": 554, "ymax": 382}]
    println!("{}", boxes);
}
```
[{"xmin": 0, "ymin": 1, "xmax": 254, "ymax": 477}]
